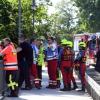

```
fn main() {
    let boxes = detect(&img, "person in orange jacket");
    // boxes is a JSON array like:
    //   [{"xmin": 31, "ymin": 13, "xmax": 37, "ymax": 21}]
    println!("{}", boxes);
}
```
[{"xmin": 0, "ymin": 38, "xmax": 19, "ymax": 97}]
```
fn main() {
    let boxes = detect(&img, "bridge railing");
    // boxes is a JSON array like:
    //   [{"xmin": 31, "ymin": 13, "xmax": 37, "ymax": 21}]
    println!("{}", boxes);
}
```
[{"xmin": 86, "ymin": 67, "xmax": 100, "ymax": 100}]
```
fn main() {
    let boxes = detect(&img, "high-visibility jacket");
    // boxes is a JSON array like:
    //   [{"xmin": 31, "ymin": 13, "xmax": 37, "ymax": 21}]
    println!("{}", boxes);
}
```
[
  {"xmin": 45, "ymin": 43, "xmax": 58, "ymax": 61},
  {"xmin": 37, "ymin": 46, "xmax": 45, "ymax": 66},
  {"xmin": 31, "ymin": 44, "xmax": 38, "ymax": 64},
  {"xmin": 0, "ymin": 43, "xmax": 18, "ymax": 70}
]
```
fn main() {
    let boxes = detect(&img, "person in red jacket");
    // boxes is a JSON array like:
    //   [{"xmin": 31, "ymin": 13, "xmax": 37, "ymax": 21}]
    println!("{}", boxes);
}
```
[
  {"xmin": 45, "ymin": 36, "xmax": 58, "ymax": 89},
  {"xmin": 74, "ymin": 42, "xmax": 87, "ymax": 91},
  {"xmin": 0, "ymin": 38, "xmax": 19, "ymax": 97},
  {"xmin": 59, "ymin": 39, "xmax": 73, "ymax": 91},
  {"xmin": 67, "ymin": 41, "xmax": 78, "ymax": 90}
]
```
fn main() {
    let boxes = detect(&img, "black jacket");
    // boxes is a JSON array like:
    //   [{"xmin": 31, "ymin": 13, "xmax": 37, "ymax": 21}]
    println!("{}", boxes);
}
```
[
  {"xmin": 18, "ymin": 41, "xmax": 33, "ymax": 67},
  {"xmin": 95, "ymin": 50, "xmax": 100, "ymax": 73}
]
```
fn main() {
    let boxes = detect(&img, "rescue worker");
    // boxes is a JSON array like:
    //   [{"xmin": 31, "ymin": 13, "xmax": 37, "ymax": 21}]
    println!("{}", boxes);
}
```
[
  {"xmin": 95, "ymin": 45, "xmax": 100, "ymax": 73},
  {"xmin": 30, "ymin": 38, "xmax": 40, "ymax": 89},
  {"xmin": 56, "ymin": 41, "xmax": 62, "ymax": 88},
  {"xmin": 37, "ymin": 39, "xmax": 45, "ymax": 87},
  {"xmin": 45, "ymin": 36, "xmax": 58, "ymax": 89},
  {"xmin": 88, "ymin": 35, "xmax": 96, "ymax": 59},
  {"xmin": 18, "ymin": 36, "xmax": 33, "ymax": 90},
  {"xmin": 74, "ymin": 42, "xmax": 87, "ymax": 91},
  {"xmin": 59, "ymin": 39, "xmax": 73, "ymax": 91},
  {"xmin": 67, "ymin": 41, "xmax": 78, "ymax": 90},
  {"xmin": 0, "ymin": 38, "xmax": 19, "ymax": 97}
]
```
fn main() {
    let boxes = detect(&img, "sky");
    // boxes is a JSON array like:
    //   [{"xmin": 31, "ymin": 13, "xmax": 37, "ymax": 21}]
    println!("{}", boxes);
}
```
[{"xmin": 48, "ymin": 0, "xmax": 62, "ymax": 15}]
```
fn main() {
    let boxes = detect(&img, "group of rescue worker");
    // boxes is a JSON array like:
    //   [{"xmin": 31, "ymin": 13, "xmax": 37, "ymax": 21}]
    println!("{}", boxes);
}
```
[{"xmin": 0, "ymin": 36, "xmax": 88, "ymax": 97}]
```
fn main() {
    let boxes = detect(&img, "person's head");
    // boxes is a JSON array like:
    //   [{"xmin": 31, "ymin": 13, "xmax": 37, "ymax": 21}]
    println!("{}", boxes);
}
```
[
  {"xmin": 61, "ymin": 39, "xmax": 67, "ymax": 48},
  {"xmin": 91, "ymin": 35, "xmax": 96, "ymax": 40},
  {"xmin": 36, "ymin": 39, "xmax": 43, "ymax": 47},
  {"xmin": 3, "ymin": 38, "xmax": 11, "ymax": 46},
  {"xmin": 78, "ymin": 42, "xmax": 86, "ymax": 50},
  {"xmin": 66, "ymin": 41, "xmax": 73, "ymax": 49},
  {"xmin": 30, "ymin": 38, "xmax": 37, "ymax": 45},
  {"xmin": 18, "ymin": 36, "xmax": 25, "ymax": 44},
  {"xmin": 47, "ymin": 37, "xmax": 54, "ymax": 44}
]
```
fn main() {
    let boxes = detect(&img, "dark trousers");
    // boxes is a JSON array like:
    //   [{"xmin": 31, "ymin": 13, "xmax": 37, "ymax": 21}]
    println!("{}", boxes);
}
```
[
  {"xmin": 6, "ymin": 70, "xmax": 19, "ymax": 95},
  {"xmin": 36, "ymin": 65, "xmax": 42, "ymax": 80},
  {"xmin": 18, "ymin": 60, "xmax": 31, "ymax": 88}
]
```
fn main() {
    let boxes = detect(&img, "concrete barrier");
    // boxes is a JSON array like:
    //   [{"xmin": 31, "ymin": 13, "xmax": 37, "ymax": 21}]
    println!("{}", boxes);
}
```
[{"xmin": 86, "ymin": 68, "xmax": 100, "ymax": 100}]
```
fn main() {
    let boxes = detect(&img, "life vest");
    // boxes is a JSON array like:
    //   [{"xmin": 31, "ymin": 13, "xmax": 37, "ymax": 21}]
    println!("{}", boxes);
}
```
[
  {"xmin": 0, "ymin": 43, "xmax": 18, "ymax": 70},
  {"xmin": 79, "ymin": 50, "xmax": 86, "ymax": 63},
  {"xmin": 60, "ymin": 48, "xmax": 73, "ymax": 67},
  {"xmin": 61, "ymin": 48, "xmax": 73, "ymax": 61}
]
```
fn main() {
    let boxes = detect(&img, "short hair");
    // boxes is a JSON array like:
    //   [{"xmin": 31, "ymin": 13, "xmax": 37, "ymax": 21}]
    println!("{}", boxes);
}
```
[
  {"xmin": 30, "ymin": 38, "xmax": 36, "ymax": 43},
  {"xmin": 4, "ymin": 38, "xmax": 11, "ymax": 43},
  {"xmin": 48, "ymin": 36, "xmax": 54, "ymax": 41}
]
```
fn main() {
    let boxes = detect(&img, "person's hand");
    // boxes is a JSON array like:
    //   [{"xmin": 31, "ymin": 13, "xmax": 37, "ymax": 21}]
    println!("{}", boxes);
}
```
[
  {"xmin": 16, "ymin": 47, "xmax": 22, "ymax": 52},
  {"xmin": 44, "ymin": 61, "xmax": 48, "ymax": 67}
]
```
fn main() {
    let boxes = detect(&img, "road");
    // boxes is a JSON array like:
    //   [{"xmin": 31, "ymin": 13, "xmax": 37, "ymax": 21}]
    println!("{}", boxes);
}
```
[{"xmin": 5, "ymin": 68, "xmax": 93, "ymax": 100}]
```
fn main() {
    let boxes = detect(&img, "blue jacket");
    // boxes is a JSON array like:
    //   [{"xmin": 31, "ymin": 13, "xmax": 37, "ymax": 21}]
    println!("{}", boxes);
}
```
[
  {"xmin": 75, "ymin": 50, "xmax": 86, "ymax": 62},
  {"xmin": 31, "ymin": 44, "xmax": 38, "ymax": 64},
  {"xmin": 45, "ymin": 46, "xmax": 58, "ymax": 61}
]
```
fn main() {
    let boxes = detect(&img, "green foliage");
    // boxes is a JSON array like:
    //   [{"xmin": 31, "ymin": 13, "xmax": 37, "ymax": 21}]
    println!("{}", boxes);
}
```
[
  {"xmin": 0, "ymin": 0, "xmax": 51, "ymax": 42},
  {"xmin": 73, "ymin": 0, "xmax": 100, "ymax": 33},
  {"xmin": 48, "ymin": 0, "xmax": 78, "ymax": 40}
]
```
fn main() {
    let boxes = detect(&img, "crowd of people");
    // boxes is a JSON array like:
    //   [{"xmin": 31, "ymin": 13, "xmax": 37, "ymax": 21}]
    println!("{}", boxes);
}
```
[{"xmin": 0, "ymin": 35, "xmax": 98, "ymax": 97}]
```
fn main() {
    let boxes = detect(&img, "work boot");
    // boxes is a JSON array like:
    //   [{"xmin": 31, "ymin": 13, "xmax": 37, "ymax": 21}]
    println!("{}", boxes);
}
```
[
  {"xmin": 7, "ymin": 90, "xmax": 18, "ymax": 97},
  {"xmin": 39, "ymin": 81, "xmax": 42, "ymax": 87},
  {"xmin": 35, "ymin": 83, "xmax": 41, "ymax": 89},
  {"xmin": 78, "ymin": 85, "xmax": 85, "ymax": 92},
  {"xmin": 60, "ymin": 84, "xmax": 71, "ymax": 91},
  {"xmin": 46, "ymin": 84, "xmax": 57, "ymax": 89},
  {"xmin": 7, "ymin": 94, "xmax": 18, "ymax": 97},
  {"xmin": 46, "ymin": 84, "xmax": 52, "ymax": 88},
  {"xmin": 67, "ymin": 83, "xmax": 71, "ymax": 91},
  {"xmin": 72, "ymin": 82, "xmax": 78, "ymax": 90},
  {"xmin": 50, "ymin": 85, "xmax": 57, "ymax": 89},
  {"xmin": 57, "ymin": 80, "xmax": 61, "ymax": 88},
  {"xmin": 21, "ymin": 86, "xmax": 32, "ymax": 90},
  {"xmin": 60, "ymin": 85, "xmax": 68, "ymax": 91}
]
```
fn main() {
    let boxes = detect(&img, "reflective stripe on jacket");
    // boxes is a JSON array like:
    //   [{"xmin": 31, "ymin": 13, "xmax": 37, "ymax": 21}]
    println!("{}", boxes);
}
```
[{"xmin": 0, "ymin": 43, "xmax": 18, "ymax": 70}]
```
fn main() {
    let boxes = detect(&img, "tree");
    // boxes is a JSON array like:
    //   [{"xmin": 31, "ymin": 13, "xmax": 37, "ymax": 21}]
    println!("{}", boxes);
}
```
[
  {"xmin": 49, "ymin": 0, "xmax": 78, "ymax": 39},
  {"xmin": 0, "ymin": 0, "xmax": 13, "ymax": 39},
  {"xmin": 73, "ymin": 0, "xmax": 100, "ymax": 33},
  {"xmin": 0, "ymin": 0, "xmax": 52, "ymax": 41}
]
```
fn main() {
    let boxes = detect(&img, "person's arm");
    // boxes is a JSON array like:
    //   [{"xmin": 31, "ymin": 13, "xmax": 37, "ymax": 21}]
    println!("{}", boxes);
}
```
[
  {"xmin": 16, "ymin": 47, "xmax": 22, "ymax": 52},
  {"xmin": 0, "ymin": 46, "xmax": 10, "ymax": 55}
]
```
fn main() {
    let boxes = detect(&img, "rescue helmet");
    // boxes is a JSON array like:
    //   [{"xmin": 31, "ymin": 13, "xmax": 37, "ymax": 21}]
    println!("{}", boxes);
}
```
[
  {"xmin": 61, "ymin": 39, "xmax": 67, "ymax": 45},
  {"xmin": 78, "ymin": 42, "xmax": 86, "ymax": 48},
  {"xmin": 67, "ymin": 41, "xmax": 73, "ymax": 48},
  {"xmin": 91, "ymin": 34, "xmax": 96, "ymax": 40}
]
